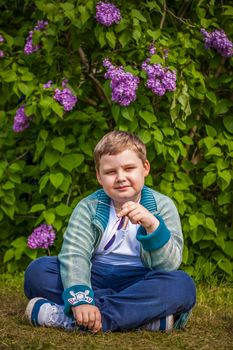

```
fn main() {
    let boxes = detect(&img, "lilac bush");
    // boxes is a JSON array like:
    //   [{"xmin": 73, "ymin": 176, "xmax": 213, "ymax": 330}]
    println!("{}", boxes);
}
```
[
  {"xmin": 200, "ymin": 28, "xmax": 233, "ymax": 57},
  {"xmin": 27, "ymin": 223, "xmax": 56, "ymax": 249},
  {"xmin": 95, "ymin": 2, "xmax": 121, "ymax": 26},
  {"xmin": 24, "ymin": 20, "xmax": 48, "ymax": 55},
  {"xmin": 103, "ymin": 59, "xmax": 140, "ymax": 106},
  {"xmin": 13, "ymin": 106, "xmax": 31, "ymax": 132},
  {"xmin": 0, "ymin": 35, "xmax": 4, "ymax": 42},
  {"xmin": 0, "ymin": 50, "xmax": 4, "ymax": 57}
]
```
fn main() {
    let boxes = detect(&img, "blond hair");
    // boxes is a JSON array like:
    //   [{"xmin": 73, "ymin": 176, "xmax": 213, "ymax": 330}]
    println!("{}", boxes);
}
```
[{"xmin": 94, "ymin": 131, "xmax": 147, "ymax": 169}]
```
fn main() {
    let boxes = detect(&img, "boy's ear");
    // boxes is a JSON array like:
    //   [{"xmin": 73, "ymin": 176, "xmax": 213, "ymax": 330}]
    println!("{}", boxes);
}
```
[
  {"xmin": 96, "ymin": 170, "xmax": 102, "ymax": 186},
  {"xmin": 144, "ymin": 160, "xmax": 150, "ymax": 176}
]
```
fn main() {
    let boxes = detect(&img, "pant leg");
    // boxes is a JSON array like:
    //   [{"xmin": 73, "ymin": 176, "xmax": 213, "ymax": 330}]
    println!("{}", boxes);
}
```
[
  {"xmin": 24, "ymin": 256, "xmax": 64, "ymax": 304},
  {"xmin": 95, "ymin": 269, "xmax": 196, "ymax": 332}
]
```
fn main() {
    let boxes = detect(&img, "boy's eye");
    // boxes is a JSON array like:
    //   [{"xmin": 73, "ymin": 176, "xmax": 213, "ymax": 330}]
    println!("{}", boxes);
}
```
[
  {"xmin": 105, "ymin": 170, "xmax": 115, "ymax": 175},
  {"xmin": 125, "ymin": 166, "xmax": 136, "ymax": 171}
]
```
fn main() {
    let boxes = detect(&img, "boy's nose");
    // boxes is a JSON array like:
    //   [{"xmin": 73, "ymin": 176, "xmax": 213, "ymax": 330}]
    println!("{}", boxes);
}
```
[{"xmin": 116, "ymin": 170, "xmax": 126, "ymax": 182}]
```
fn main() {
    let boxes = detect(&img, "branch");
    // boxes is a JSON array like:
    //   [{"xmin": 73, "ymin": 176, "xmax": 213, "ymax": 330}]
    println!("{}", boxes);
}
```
[
  {"xmin": 78, "ymin": 47, "xmax": 111, "ymax": 108},
  {"xmin": 167, "ymin": 9, "xmax": 196, "ymax": 28},
  {"xmin": 160, "ymin": 0, "xmax": 167, "ymax": 29}
]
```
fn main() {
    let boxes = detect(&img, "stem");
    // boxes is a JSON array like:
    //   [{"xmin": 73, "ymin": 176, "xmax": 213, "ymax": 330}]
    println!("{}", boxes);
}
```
[
  {"xmin": 66, "ymin": 184, "xmax": 73, "ymax": 206},
  {"xmin": 47, "ymin": 247, "xmax": 51, "ymax": 256},
  {"xmin": 9, "ymin": 150, "xmax": 29, "ymax": 164},
  {"xmin": 215, "ymin": 57, "xmax": 226, "ymax": 78},
  {"xmin": 160, "ymin": 0, "xmax": 167, "ymax": 29}
]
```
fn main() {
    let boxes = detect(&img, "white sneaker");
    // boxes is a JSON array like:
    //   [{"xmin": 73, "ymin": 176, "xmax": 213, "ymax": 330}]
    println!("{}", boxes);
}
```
[
  {"xmin": 143, "ymin": 315, "xmax": 174, "ymax": 332},
  {"xmin": 25, "ymin": 297, "xmax": 75, "ymax": 330}
]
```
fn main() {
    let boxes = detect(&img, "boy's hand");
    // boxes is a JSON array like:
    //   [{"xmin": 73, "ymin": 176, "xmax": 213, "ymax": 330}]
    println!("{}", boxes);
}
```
[
  {"xmin": 72, "ymin": 304, "xmax": 102, "ymax": 333},
  {"xmin": 118, "ymin": 201, "xmax": 159, "ymax": 234}
]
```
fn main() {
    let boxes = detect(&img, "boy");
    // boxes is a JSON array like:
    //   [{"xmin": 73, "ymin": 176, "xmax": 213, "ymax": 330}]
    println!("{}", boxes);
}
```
[{"xmin": 24, "ymin": 131, "xmax": 196, "ymax": 333}]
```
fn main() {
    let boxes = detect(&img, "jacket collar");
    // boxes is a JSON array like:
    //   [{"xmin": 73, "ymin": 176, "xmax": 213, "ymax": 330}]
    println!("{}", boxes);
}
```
[{"xmin": 93, "ymin": 186, "xmax": 157, "ymax": 231}]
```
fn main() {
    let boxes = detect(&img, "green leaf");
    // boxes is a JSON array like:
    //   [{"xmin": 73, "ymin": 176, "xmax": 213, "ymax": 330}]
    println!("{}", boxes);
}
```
[
  {"xmin": 121, "ymin": 107, "xmax": 133, "ymax": 121},
  {"xmin": 106, "ymin": 32, "xmax": 116, "ymax": 49},
  {"xmin": 203, "ymin": 172, "xmax": 216, "ymax": 188},
  {"xmin": 139, "ymin": 110, "xmax": 156, "ymax": 127},
  {"xmin": 44, "ymin": 150, "xmax": 60, "ymax": 167},
  {"xmin": 205, "ymin": 217, "xmax": 217, "ymax": 233},
  {"xmin": 147, "ymin": 29, "xmax": 161, "ymax": 40},
  {"xmin": 55, "ymin": 203, "xmax": 72, "ymax": 216},
  {"xmin": 223, "ymin": 116, "xmax": 233, "ymax": 134},
  {"xmin": 18, "ymin": 82, "xmax": 31, "ymax": 95},
  {"xmin": 1, "ymin": 204, "xmax": 14, "ymax": 219},
  {"xmin": 39, "ymin": 174, "xmax": 49, "ymax": 193},
  {"xmin": 24, "ymin": 246, "xmax": 38, "ymax": 259},
  {"xmin": 131, "ymin": 9, "xmax": 147, "ymax": 22},
  {"xmin": 119, "ymin": 31, "xmax": 131, "ymax": 47},
  {"xmin": 150, "ymin": 55, "xmax": 164, "ymax": 64},
  {"xmin": 218, "ymin": 170, "xmax": 231, "ymax": 186},
  {"xmin": 2, "ymin": 182, "xmax": 15, "ymax": 189},
  {"xmin": 30, "ymin": 204, "xmax": 46, "ymax": 212},
  {"xmin": 11, "ymin": 236, "xmax": 27, "ymax": 248},
  {"xmin": 59, "ymin": 155, "xmax": 74, "ymax": 172},
  {"xmin": 223, "ymin": 241, "xmax": 233, "ymax": 258},
  {"xmin": 51, "ymin": 101, "xmax": 64, "ymax": 117},
  {"xmin": 218, "ymin": 259, "xmax": 232, "ymax": 276},
  {"xmin": 206, "ymin": 91, "xmax": 217, "ymax": 104},
  {"xmin": 49, "ymin": 173, "xmax": 64, "ymax": 189},
  {"xmin": 3, "ymin": 249, "xmax": 14, "ymax": 263},
  {"xmin": 205, "ymin": 147, "xmax": 223, "ymax": 157},
  {"xmin": 111, "ymin": 104, "xmax": 120, "ymax": 122},
  {"xmin": 1, "ymin": 70, "xmax": 17, "ymax": 82},
  {"xmin": 51, "ymin": 137, "xmax": 66, "ymax": 153},
  {"xmin": 205, "ymin": 125, "xmax": 217, "ymax": 137},
  {"xmin": 152, "ymin": 128, "xmax": 163, "ymax": 143},
  {"xmin": 73, "ymin": 154, "xmax": 84, "ymax": 167},
  {"xmin": 181, "ymin": 136, "xmax": 193, "ymax": 145},
  {"xmin": 43, "ymin": 211, "xmax": 55, "ymax": 224}
]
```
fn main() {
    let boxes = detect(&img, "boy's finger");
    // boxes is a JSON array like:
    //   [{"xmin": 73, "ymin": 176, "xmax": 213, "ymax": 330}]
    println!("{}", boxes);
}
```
[
  {"xmin": 92, "ymin": 319, "xmax": 102, "ymax": 333},
  {"xmin": 87, "ymin": 311, "xmax": 95, "ymax": 330},
  {"xmin": 118, "ymin": 203, "xmax": 137, "ymax": 217},
  {"xmin": 75, "ymin": 312, "xmax": 83, "ymax": 325}
]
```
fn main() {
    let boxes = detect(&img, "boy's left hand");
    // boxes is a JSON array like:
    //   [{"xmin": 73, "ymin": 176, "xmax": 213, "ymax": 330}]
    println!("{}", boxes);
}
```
[{"xmin": 117, "ymin": 201, "xmax": 159, "ymax": 234}]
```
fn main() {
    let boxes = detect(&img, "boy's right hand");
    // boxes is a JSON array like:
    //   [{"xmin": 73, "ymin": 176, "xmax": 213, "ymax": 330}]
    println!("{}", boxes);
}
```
[{"xmin": 72, "ymin": 304, "xmax": 102, "ymax": 333}]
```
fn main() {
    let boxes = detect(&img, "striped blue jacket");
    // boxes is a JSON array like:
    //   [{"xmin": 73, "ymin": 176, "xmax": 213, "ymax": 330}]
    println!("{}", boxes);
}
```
[{"xmin": 58, "ymin": 186, "xmax": 183, "ymax": 317}]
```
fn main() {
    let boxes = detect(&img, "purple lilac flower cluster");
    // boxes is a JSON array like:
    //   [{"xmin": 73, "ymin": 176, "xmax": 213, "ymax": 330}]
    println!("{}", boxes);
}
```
[
  {"xmin": 200, "ymin": 28, "xmax": 233, "ymax": 57},
  {"xmin": 53, "ymin": 87, "xmax": 78, "ymax": 111},
  {"xmin": 142, "ymin": 47, "xmax": 176, "ymax": 96},
  {"xmin": 96, "ymin": 2, "xmax": 121, "ymax": 26},
  {"xmin": 43, "ymin": 80, "xmax": 53, "ymax": 89},
  {"xmin": 24, "ymin": 20, "xmax": 48, "ymax": 55},
  {"xmin": 13, "ymin": 105, "xmax": 31, "ymax": 133},
  {"xmin": 0, "ymin": 35, "xmax": 4, "ymax": 57},
  {"xmin": 103, "ymin": 59, "xmax": 140, "ymax": 106},
  {"xmin": 27, "ymin": 223, "xmax": 56, "ymax": 249}
]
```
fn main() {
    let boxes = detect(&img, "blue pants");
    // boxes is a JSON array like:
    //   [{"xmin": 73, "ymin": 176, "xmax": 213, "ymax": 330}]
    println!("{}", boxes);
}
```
[{"xmin": 24, "ymin": 256, "xmax": 196, "ymax": 332}]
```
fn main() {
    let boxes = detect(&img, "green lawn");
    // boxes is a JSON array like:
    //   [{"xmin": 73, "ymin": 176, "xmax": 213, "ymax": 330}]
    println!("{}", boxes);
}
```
[{"xmin": 0, "ymin": 274, "xmax": 232, "ymax": 350}]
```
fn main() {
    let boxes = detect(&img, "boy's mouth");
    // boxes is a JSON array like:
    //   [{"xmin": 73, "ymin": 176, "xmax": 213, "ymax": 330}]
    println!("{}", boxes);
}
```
[{"xmin": 115, "ymin": 185, "xmax": 130, "ymax": 190}]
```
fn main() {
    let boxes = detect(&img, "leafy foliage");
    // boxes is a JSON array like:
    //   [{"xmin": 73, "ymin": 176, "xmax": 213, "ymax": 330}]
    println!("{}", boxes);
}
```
[{"xmin": 0, "ymin": 0, "xmax": 232, "ymax": 281}]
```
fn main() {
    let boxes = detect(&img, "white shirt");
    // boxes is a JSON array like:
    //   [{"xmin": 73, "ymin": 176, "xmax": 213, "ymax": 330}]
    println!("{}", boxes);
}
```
[{"xmin": 93, "ymin": 202, "xmax": 143, "ymax": 267}]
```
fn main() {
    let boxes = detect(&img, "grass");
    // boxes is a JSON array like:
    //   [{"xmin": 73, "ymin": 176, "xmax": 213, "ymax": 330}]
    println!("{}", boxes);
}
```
[{"xmin": 0, "ymin": 274, "xmax": 233, "ymax": 350}]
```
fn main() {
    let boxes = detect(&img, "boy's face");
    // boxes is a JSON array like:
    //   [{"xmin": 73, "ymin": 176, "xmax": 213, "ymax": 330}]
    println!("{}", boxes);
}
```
[{"xmin": 96, "ymin": 149, "xmax": 150, "ymax": 209}]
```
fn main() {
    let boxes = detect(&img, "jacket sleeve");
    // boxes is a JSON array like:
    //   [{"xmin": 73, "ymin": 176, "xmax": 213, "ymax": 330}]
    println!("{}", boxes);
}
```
[
  {"xmin": 58, "ymin": 200, "xmax": 97, "ymax": 317},
  {"xmin": 136, "ymin": 195, "xmax": 183, "ymax": 271}
]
